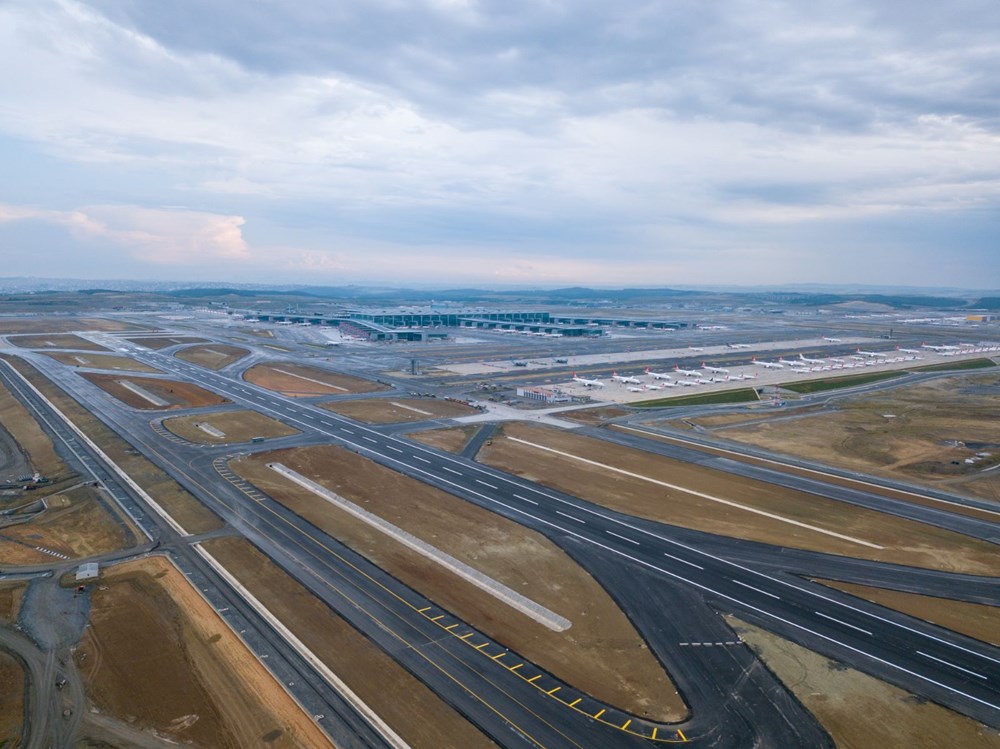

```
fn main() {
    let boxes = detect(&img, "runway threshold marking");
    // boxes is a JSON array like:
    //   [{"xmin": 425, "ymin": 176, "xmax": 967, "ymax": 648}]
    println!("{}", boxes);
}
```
[{"xmin": 507, "ymin": 435, "xmax": 884, "ymax": 549}]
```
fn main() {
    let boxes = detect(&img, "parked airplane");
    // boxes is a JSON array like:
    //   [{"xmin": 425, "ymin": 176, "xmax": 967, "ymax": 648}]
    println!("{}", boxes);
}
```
[
  {"xmin": 697, "ymin": 378, "xmax": 713, "ymax": 385},
  {"xmin": 896, "ymin": 346, "xmax": 921, "ymax": 354},
  {"xmin": 689, "ymin": 346, "xmax": 705, "ymax": 352},
  {"xmin": 677, "ymin": 379, "xmax": 699, "ymax": 387},
  {"xmin": 799, "ymin": 353, "xmax": 825, "ymax": 364},
  {"xmin": 572, "ymin": 373, "xmax": 605, "ymax": 388},
  {"xmin": 645, "ymin": 367, "xmax": 673, "ymax": 380},
  {"xmin": 791, "ymin": 367, "xmax": 812, "ymax": 374},
  {"xmin": 727, "ymin": 343, "xmax": 752, "ymax": 349},
  {"xmin": 627, "ymin": 386, "xmax": 644, "ymax": 392},
  {"xmin": 751, "ymin": 356, "xmax": 783, "ymax": 369},
  {"xmin": 921, "ymin": 342, "xmax": 959, "ymax": 351},
  {"xmin": 612, "ymin": 371, "xmax": 643, "ymax": 385},
  {"xmin": 856, "ymin": 348, "xmax": 887, "ymax": 358},
  {"xmin": 702, "ymin": 362, "xmax": 730, "ymax": 374},
  {"xmin": 660, "ymin": 380, "xmax": 679, "ymax": 388},
  {"xmin": 674, "ymin": 365, "xmax": 702, "ymax": 377},
  {"xmin": 823, "ymin": 337, "xmax": 842, "ymax": 343}
]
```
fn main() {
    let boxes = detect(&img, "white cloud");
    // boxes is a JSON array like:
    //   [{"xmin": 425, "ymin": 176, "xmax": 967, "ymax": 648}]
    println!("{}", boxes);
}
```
[{"xmin": 0, "ymin": 203, "xmax": 250, "ymax": 265}]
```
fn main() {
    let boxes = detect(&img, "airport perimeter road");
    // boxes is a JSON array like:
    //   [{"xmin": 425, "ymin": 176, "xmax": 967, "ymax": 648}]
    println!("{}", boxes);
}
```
[
  {"xmin": 0, "ymin": 359, "xmax": 400, "ymax": 749},
  {"xmin": 16, "ymin": 349, "xmax": 1000, "ymax": 743}
]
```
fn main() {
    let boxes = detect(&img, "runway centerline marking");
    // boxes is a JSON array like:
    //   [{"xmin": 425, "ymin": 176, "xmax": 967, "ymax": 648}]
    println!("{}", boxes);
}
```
[
  {"xmin": 662, "ymin": 552, "xmax": 703, "ymax": 570},
  {"xmin": 732, "ymin": 580, "xmax": 780, "ymax": 600},
  {"xmin": 814, "ymin": 611, "xmax": 872, "ymax": 636},
  {"xmin": 605, "ymin": 530, "xmax": 639, "ymax": 545},
  {"xmin": 513, "ymin": 494, "xmax": 539, "ymax": 505},
  {"xmin": 555, "ymin": 511, "xmax": 585, "ymax": 524},
  {"xmin": 917, "ymin": 651, "xmax": 988, "ymax": 680},
  {"xmin": 507, "ymin": 435, "xmax": 884, "ymax": 549}
]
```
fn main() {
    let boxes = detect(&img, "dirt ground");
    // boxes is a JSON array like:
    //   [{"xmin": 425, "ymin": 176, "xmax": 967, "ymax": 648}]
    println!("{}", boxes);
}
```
[
  {"xmin": 125, "ymin": 336, "xmax": 208, "ymax": 350},
  {"xmin": 163, "ymin": 410, "xmax": 299, "ymax": 444},
  {"xmin": 243, "ymin": 363, "xmax": 388, "ymax": 396},
  {"xmin": 175, "ymin": 344, "xmax": 250, "ymax": 370},
  {"xmin": 557, "ymin": 406, "xmax": 630, "ymax": 425},
  {"xmin": 0, "ymin": 583, "xmax": 25, "ymax": 621},
  {"xmin": 232, "ymin": 445, "xmax": 686, "ymax": 722},
  {"xmin": 8, "ymin": 334, "xmax": 110, "ymax": 351},
  {"xmin": 477, "ymin": 423, "xmax": 1000, "ymax": 575},
  {"xmin": 609, "ymin": 425, "xmax": 1000, "ymax": 525},
  {"xmin": 0, "ymin": 375, "xmax": 72, "ymax": 479},
  {"xmin": 4, "ymin": 356, "xmax": 222, "ymax": 535},
  {"xmin": 0, "ymin": 317, "xmax": 146, "ymax": 334},
  {"xmin": 45, "ymin": 352, "xmax": 162, "ymax": 373},
  {"xmin": 0, "ymin": 651, "xmax": 24, "ymax": 746},
  {"xmin": 82, "ymin": 373, "xmax": 230, "ymax": 410},
  {"xmin": 0, "ymin": 484, "xmax": 136, "ymax": 565},
  {"xmin": 729, "ymin": 617, "xmax": 1000, "ymax": 749},
  {"xmin": 320, "ymin": 397, "xmax": 477, "ymax": 423},
  {"xmin": 79, "ymin": 555, "xmax": 332, "ymax": 749},
  {"xmin": 201, "ymin": 537, "xmax": 498, "ymax": 749},
  {"xmin": 817, "ymin": 580, "xmax": 1000, "ymax": 647},
  {"xmin": 709, "ymin": 374, "xmax": 1000, "ymax": 502},
  {"xmin": 408, "ymin": 425, "xmax": 482, "ymax": 454}
]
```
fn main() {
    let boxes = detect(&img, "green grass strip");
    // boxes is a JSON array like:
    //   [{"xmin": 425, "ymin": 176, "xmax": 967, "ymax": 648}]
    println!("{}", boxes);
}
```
[
  {"xmin": 630, "ymin": 387, "xmax": 760, "ymax": 408},
  {"xmin": 780, "ymin": 370, "xmax": 906, "ymax": 394},
  {"xmin": 906, "ymin": 358, "xmax": 997, "ymax": 373}
]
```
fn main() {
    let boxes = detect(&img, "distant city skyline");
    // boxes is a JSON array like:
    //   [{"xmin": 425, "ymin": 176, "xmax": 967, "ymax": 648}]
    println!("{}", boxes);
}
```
[{"xmin": 1, "ymin": 1, "xmax": 998, "ymax": 288}]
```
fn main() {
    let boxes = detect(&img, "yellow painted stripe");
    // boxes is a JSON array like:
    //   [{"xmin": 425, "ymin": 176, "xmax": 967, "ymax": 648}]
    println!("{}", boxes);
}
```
[
  {"xmin": 546, "ymin": 686, "xmax": 561, "ymax": 695},
  {"xmin": 459, "ymin": 632, "xmax": 474, "ymax": 640},
  {"xmin": 678, "ymin": 729, "xmax": 687, "ymax": 741},
  {"xmin": 569, "ymin": 698, "xmax": 581, "ymax": 708},
  {"xmin": 475, "ymin": 642, "xmax": 489, "ymax": 650},
  {"xmin": 430, "ymin": 614, "xmax": 444, "ymax": 621},
  {"xmin": 445, "ymin": 623, "xmax": 459, "ymax": 630},
  {"xmin": 417, "ymin": 606, "xmax": 431, "ymax": 613},
  {"xmin": 593, "ymin": 709, "xmax": 606, "ymax": 719},
  {"xmin": 621, "ymin": 719, "xmax": 632, "ymax": 730},
  {"xmin": 491, "ymin": 652, "xmax": 506, "ymax": 661},
  {"xmin": 527, "ymin": 674, "xmax": 542, "ymax": 683},
  {"xmin": 510, "ymin": 663, "xmax": 523, "ymax": 671},
  {"xmin": 652, "ymin": 727, "xmax": 658, "ymax": 740}
]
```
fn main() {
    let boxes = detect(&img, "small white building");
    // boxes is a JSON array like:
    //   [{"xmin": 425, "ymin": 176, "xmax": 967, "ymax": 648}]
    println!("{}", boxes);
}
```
[{"xmin": 76, "ymin": 562, "xmax": 99, "ymax": 581}]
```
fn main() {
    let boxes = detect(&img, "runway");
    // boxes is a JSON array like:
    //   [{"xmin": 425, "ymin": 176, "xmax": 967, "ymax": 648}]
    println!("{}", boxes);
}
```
[{"xmin": 6, "ymin": 339, "xmax": 1000, "ymax": 746}]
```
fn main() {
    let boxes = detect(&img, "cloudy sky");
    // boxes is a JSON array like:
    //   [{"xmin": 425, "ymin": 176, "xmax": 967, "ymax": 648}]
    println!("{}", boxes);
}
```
[{"xmin": 1, "ymin": 0, "xmax": 998, "ymax": 288}]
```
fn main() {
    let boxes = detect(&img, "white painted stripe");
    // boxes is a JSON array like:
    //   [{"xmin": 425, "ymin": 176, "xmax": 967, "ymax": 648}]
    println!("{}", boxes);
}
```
[
  {"xmin": 662, "ymin": 552, "xmax": 703, "ymax": 570},
  {"xmin": 605, "ymin": 530, "xmax": 639, "ymax": 545},
  {"xmin": 513, "ymin": 494, "xmax": 538, "ymax": 505},
  {"xmin": 555, "ymin": 510, "xmax": 585, "ymax": 524},
  {"xmin": 442, "ymin": 466, "xmax": 462, "ymax": 475},
  {"xmin": 507, "ymin": 435, "xmax": 884, "ymax": 549},
  {"xmin": 475, "ymin": 479, "xmax": 498, "ymax": 489},
  {"xmin": 194, "ymin": 547, "xmax": 413, "ymax": 748},
  {"xmin": 815, "ymin": 611, "xmax": 872, "ymax": 636},
  {"xmin": 917, "ymin": 651, "xmax": 988, "ymax": 680},
  {"xmin": 732, "ymin": 580, "xmax": 780, "ymax": 600},
  {"xmin": 615, "ymin": 425, "xmax": 1000, "ymax": 519}
]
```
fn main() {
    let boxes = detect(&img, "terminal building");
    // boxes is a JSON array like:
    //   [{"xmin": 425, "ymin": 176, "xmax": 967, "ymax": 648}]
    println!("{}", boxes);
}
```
[{"xmin": 241, "ymin": 306, "xmax": 688, "ymax": 341}]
